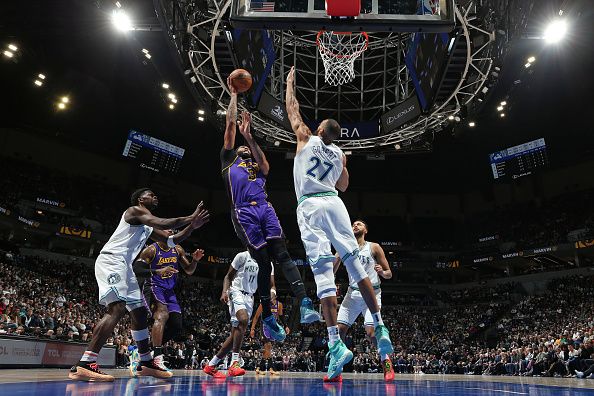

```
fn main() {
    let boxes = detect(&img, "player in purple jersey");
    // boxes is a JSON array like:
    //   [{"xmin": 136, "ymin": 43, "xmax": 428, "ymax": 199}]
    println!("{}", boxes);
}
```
[
  {"xmin": 133, "ymin": 233, "xmax": 204, "ymax": 373},
  {"xmin": 221, "ymin": 79, "xmax": 320, "ymax": 342}
]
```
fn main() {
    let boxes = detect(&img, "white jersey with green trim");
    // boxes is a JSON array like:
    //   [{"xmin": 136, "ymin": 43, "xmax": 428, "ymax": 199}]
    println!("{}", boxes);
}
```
[
  {"xmin": 100, "ymin": 212, "xmax": 153, "ymax": 265},
  {"xmin": 293, "ymin": 136, "xmax": 344, "ymax": 199},
  {"xmin": 348, "ymin": 242, "xmax": 380, "ymax": 289}
]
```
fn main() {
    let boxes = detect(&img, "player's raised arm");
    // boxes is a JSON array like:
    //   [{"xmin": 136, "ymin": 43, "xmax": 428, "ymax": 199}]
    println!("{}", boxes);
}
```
[
  {"xmin": 238, "ymin": 111, "xmax": 270, "ymax": 176},
  {"xmin": 127, "ymin": 200, "xmax": 206, "ymax": 230},
  {"xmin": 285, "ymin": 66, "xmax": 312, "ymax": 152},
  {"xmin": 335, "ymin": 153, "xmax": 350, "ymax": 192},
  {"xmin": 149, "ymin": 206, "xmax": 210, "ymax": 245},
  {"xmin": 372, "ymin": 243, "xmax": 392, "ymax": 279},
  {"xmin": 224, "ymin": 77, "xmax": 239, "ymax": 150},
  {"xmin": 176, "ymin": 245, "xmax": 204, "ymax": 276}
]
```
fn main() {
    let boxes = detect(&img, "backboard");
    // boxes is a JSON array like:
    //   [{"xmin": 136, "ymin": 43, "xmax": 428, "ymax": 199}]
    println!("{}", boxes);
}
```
[{"xmin": 230, "ymin": 0, "xmax": 455, "ymax": 33}]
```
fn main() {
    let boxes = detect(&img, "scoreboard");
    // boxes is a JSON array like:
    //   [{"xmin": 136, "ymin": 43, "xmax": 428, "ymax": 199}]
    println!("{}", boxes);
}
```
[
  {"xmin": 489, "ymin": 138, "xmax": 548, "ymax": 180},
  {"xmin": 122, "ymin": 130, "xmax": 185, "ymax": 174}
]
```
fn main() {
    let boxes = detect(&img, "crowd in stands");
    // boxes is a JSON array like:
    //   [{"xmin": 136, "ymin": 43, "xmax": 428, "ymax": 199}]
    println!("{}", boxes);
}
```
[
  {"xmin": 2, "ymin": 249, "xmax": 593, "ymax": 378},
  {"xmin": 2, "ymin": 156, "xmax": 594, "ymax": 256}
]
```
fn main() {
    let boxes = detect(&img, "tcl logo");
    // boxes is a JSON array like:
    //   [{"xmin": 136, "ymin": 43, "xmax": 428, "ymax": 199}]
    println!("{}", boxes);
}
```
[{"xmin": 47, "ymin": 349, "xmax": 60, "ymax": 357}]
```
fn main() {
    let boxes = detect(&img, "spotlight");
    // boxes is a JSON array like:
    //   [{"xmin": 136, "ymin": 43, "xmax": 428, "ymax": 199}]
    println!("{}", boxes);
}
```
[
  {"xmin": 527, "ymin": 56, "xmax": 536, "ymax": 63},
  {"xmin": 500, "ymin": 113, "xmax": 505, "ymax": 118},
  {"xmin": 167, "ymin": 93, "xmax": 176, "ymax": 99},
  {"xmin": 524, "ymin": 63, "xmax": 531, "ymax": 68},
  {"xmin": 142, "ymin": 48, "xmax": 149, "ymax": 54},
  {"xmin": 145, "ymin": 53, "xmax": 151, "ymax": 59},
  {"xmin": 394, "ymin": 144, "xmax": 401, "ymax": 150},
  {"xmin": 7, "ymin": 44, "xmax": 17, "ymax": 51},
  {"xmin": 112, "ymin": 9, "xmax": 133, "ymax": 32},
  {"xmin": 57, "ymin": 102, "xmax": 66, "ymax": 110},
  {"xmin": 274, "ymin": 140, "xmax": 280, "ymax": 147},
  {"xmin": 468, "ymin": 121, "xmax": 476, "ymax": 127},
  {"xmin": 169, "ymin": 104, "xmax": 175, "ymax": 110},
  {"xmin": 3, "ymin": 50, "xmax": 14, "ymax": 58},
  {"xmin": 171, "ymin": 98, "xmax": 178, "ymax": 104},
  {"xmin": 497, "ymin": 106, "xmax": 504, "ymax": 111},
  {"xmin": 500, "ymin": 101, "xmax": 507, "ymax": 106},
  {"xmin": 61, "ymin": 96, "xmax": 69, "ymax": 103},
  {"xmin": 115, "ymin": 1, "xmax": 122, "ymax": 8},
  {"xmin": 454, "ymin": 116, "xmax": 461, "ymax": 122},
  {"xmin": 38, "ymin": 73, "xmax": 46, "ymax": 80},
  {"xmin": 448, "ymin": 115, "xmax": 454, "ymax": 120},
  {"xmin": 34, "ymin": 79, "xmax": 43, "ymax": 87},
  {"xmin": 198, "ymin": 109, "xmax": 205, "ymax": 115},
  {"xmin": 162, "ymin": 83, "xmax": 170, "ymax": 89},
  {"xmin": 198, "ymin": 116, "xmax": 205, "ymax": 121},
  {"xmin": 543, "ymin": 19, "xmax": 567, "ymax": 43}
]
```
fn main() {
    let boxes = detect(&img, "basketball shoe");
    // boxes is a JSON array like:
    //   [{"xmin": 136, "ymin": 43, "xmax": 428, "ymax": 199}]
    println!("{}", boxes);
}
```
[{"xmin": 326, "ymin": 340, "xmax": 353, "ymax": 380}]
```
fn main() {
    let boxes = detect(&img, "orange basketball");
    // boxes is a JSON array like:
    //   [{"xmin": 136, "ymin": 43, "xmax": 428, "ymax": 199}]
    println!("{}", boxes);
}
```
[{"xmin": 229, "ymin": 69, "xmax": 253, "ymax": 93}]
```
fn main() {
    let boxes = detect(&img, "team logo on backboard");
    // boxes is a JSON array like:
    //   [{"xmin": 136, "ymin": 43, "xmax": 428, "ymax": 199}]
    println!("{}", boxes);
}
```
[
  {"xmin": 271, "ymin": 105, "xmax": 284, "ymax": 121},
  {"xmin": 107, "ymin": 273, "xmax": 121, "ymax": 285}
]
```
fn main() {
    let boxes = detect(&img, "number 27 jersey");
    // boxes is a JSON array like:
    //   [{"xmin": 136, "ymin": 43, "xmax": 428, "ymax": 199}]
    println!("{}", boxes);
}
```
[{"xmin": 293, "ymin": 135, "xmax": 344, "ymax": 200}]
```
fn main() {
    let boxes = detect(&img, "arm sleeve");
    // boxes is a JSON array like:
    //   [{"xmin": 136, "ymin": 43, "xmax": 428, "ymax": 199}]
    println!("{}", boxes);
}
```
[
  {"xmin": 132, "ymin": 259, "xmax": 152, "ymax": 276},
  {"xmin": 220, "ymin": 148, "xmax": 236, "ymax": 169}
]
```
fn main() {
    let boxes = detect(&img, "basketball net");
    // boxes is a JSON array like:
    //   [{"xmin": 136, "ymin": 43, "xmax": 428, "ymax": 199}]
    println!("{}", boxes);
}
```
[{"xmin": 316, "ymin": 31, "xmax": 369, "ymax": 86}]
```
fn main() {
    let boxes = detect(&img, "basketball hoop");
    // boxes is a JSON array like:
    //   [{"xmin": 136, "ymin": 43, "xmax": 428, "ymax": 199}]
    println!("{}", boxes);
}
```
[{"xmin": 316, "ymin": 30, "xmax": 369, "ymax": 86}]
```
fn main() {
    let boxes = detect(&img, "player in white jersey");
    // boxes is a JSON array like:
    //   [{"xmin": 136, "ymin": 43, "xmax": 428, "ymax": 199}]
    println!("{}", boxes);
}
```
[
  {"xmin": 203, "ymin": 251, "xmax": 274, "ymax": 378},
  {"xmin": 285, "ymin": 66, "xmax": 393, "ymax": 382},
  {"xmin": 335, "ymin": 220, "xmax": 395, "ymax": 381},
  {"xmin": 69, "ymin": 188, "xmax": 209, "ymax": 382}
]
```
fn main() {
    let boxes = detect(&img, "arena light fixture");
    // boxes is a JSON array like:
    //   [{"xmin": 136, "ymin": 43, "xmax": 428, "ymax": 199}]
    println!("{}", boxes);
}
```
[
  {"xmin": 167, "ymin": 93, "xmax": 176, "ymax": 100},
  {"xmin": 145, "ymin": 53, "xmax": 151, "ymax": 59},
  {"xmin": 468, "ymin": 121, "xmax": 476, "ymax": 127},
  {"xmin": 500, "ymin": 113, "xmax": 505, "ymax": 118},
  {"xmin": 198, "ymin": 109, "xmax": 205, "ymax": 115},
  {"xmin": 527, "ymin": 56, "xmax": 536, "ymax": 63},
  {"xmin": 3, "ymin": 50, "xmax": 14, "ymax": 58},
  {"xmin": 57, "ymin": 102, "xmax": 66, "ymax": 110},
  {"xmin": 34, "ymin": 79, "xmax": 43, "ymax": 87},
  {"xmin": 500, "ymin": 101, "xmax": 507, "ymax": 106},
  {"xmin": 169, "ymin": 104, "xmax": 175, "ymax": 110},
  {"xmin": 38, "ymin": 73, "xmax": 46, "ymax": 80},
  {"xmin": 543, "ymin": 19, "xmax": 567, "ymax": 43},
  {"xmin": 142, "ymin": 48, "xmax": 149, "ymax": 54},
  {"xmin": 448, "ymin": 115, "xmax": 454, "ymax": 121},
  {"xmin": 524, "ymin": 62, "xmax": 531, "ymax": 68},
  {"xmin": 112, "ymin": 9, "xmax": 133, "ymax": 32},
  {"xmin": 61, "ymin": 96, "xmax": 69, "ymax": 103},
  {"xmin": 7, "ymin": 44, "xmax": 18, "ymax": 51},
  {"xmin": 497, "ymin": 106, "xmax": 504, "ymax": 111},
  {"xmin": 171, "ymin": 98, "xmax": 178, "ymax": 104},
  {"xmin": 162, "ymin": 83, "xmax": 170, "ymax": 89},
  {"xmin": 115, "ymin": 1, "xmax": 122, "ymax": 8},
  {"xmin": 198, "ymin": 116, "xmax": 205, "ymax": 121}
]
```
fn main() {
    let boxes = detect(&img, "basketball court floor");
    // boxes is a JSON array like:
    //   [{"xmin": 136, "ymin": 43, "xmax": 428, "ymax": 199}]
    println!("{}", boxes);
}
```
[{"xmin": 2, "ymin": 370, "xmax": 593, "ymax": 395}]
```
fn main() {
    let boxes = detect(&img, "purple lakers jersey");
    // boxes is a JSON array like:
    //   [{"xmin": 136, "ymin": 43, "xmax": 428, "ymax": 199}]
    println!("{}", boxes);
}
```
[
  {"xmin": 221, "ymin": 149, "xmax": 267, "ymax": 207},
  {"xmin": 270, "ymin": 300, "xmax": 280, "ymax": 319},
  {"xmin": 148, "ymin": 243, "xmax": 179, "ymax": 290}
]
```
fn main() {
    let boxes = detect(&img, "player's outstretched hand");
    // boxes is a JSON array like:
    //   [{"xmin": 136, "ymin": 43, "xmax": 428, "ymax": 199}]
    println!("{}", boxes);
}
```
[
  {"xmin": 191, "ymin": 207, "xmax": 210, "ymax": 229},
  {"xmin": 374, "ymin": 264, "xmax": 383, "ymax": 274},
  {"xmin": 220, "ymin": 290, "xmax": 229, "ymax": 304},
  {"xmin": 227, "ymin": 76, "xmax": 238, "ymax": 95},
  {"xmin": 155, "ymin": 266, "xmax": 179, "ymax": 278},
  {"xmin": 237, "ymin": 111, "xmax": 252, "ymax": 140},
  {"xmin": 192, "ymin": 249, "xmax": 205, "ymax": 262}
]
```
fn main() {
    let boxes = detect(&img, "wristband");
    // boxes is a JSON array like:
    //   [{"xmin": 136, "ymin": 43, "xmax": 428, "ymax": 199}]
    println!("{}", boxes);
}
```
[{"xmin": 167, "ymin": 235, "xmax": 176, "ymax": 248}]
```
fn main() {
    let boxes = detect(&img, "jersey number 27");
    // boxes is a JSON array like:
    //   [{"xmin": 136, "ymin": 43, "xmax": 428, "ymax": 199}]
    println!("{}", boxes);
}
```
[{"xmin": 306, "ymin": 157, "xmax": 334, "ymax": 181}]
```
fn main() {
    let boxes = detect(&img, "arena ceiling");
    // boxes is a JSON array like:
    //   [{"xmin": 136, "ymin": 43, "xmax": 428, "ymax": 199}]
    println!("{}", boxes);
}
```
[{"xmin": 0, "ymin": 0, "xmax": 593, "ymax": 191}]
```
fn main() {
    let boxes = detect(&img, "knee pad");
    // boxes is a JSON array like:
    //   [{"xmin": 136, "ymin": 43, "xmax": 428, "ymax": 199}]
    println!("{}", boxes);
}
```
[
  {"xmin": 310, "ymin": 259, "xmax": 336, "ymax": 299},
  {"xmin": 268, "ymin": 240, "xmax": 292, "ymax": 263},
  {"xmin": 343, "ymin": 255, "xmax": 367, "ymax": 284}
]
